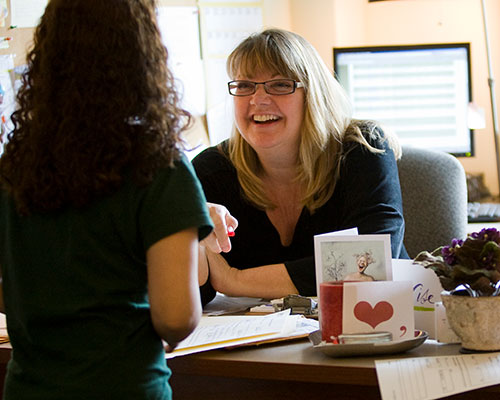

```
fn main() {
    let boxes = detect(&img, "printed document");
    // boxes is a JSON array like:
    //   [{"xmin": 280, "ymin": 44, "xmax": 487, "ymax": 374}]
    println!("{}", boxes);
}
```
[
  {"xmin": 376, "ymin": 351, "xmax": 500, "ymax": 400},
  {"xmin": 165, "ymin": 309, "xmax": 318, "ymax": 359}
]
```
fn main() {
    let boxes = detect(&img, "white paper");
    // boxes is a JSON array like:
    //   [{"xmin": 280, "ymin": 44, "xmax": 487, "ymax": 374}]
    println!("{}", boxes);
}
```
[
  {"xmin": 11, "ymin": 0, "xmax": 48, "ymax": 28},
  {"xmin": 201, "ymin": 7, "xmax": 262, "ymax": 53},
  {"xmin": 376, "ymin": 352, "xmax": 500, "ymax": 400},
  {"xmin": 203, "ymin": 292, "xmax": 268, "ymax": 316},
  {"xmin": 156, "ymin": 7, "xmax": 205, "ymax": 116},
  {"xmin": 166, "ymin": 309, "xmax": 306, "ymax": 359},
  {"xmin": 199, "ymin": 4, "xmax": 262, "ymax": 144},
  {"xmin": 0, "ymin": 55, "xmax": 16, "ymax": 155},
  {"xmin": 206, "ymin": 99, "xmax": 233, "ymax": 146},
  {"xmin": 392, "ymin": 259, "xmax": 443, "ymax": 338},
  {"xmin": 0, "ymin": 0, "xmax": 7, "ymax": 27},
  {"xmin": 314, "ymin": 227, "xmax": 359, "ymax": 238}
]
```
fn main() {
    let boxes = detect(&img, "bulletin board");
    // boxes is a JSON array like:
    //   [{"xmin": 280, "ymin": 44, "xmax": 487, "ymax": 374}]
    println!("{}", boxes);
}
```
[
  {"xmin": 0, "ymin": 0, "xmax": 265, "ymax": 155},
  {"xmin": 0, "ymin": 0, "xmax": 44, "ymax": 66}
]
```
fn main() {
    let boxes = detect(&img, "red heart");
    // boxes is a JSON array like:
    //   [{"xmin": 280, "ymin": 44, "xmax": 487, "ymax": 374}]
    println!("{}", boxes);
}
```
[{"xmin": 353, "ymin": 301, "xmax": 394, "ymax": 329}]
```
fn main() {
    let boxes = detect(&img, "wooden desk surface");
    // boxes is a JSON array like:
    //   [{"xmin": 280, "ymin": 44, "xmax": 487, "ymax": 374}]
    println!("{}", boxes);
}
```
[
  {"xmin": 168, "ymin": 338, "xmax": 500, "ymax": 400},
  {"xmin": 0, "ymin": 326, "xmax": 498, "ymax": 399}
]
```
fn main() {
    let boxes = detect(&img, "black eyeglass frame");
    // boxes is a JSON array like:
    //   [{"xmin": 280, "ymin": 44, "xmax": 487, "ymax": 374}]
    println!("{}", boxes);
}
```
[{"xmin": 227, "ymin": 79, "xmax": 304, "ymax": 96}]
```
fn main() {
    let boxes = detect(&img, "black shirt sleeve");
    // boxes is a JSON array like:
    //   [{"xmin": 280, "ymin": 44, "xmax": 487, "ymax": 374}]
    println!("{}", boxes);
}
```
[{"xmin": 193, "ymin": 130, "xmax": 408, "ymax": 299}]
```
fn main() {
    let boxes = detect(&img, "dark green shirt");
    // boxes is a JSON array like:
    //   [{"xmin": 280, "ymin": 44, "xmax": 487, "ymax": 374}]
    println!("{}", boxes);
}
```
[{"xmin": 0, "ymin": 156, "xmax": 212, "ymax": 400}]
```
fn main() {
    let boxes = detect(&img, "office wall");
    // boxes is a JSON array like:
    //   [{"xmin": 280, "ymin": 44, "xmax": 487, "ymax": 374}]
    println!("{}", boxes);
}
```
[
  {"xmin": 366, "ymin": 0, "xmax": 500, "ymax": 197},
  {"xmin": 279, "ymin": 0, "xmax": 500, "ymax": 197},
  {"xmin": 5, "ymin": 0, "xmax": 500, "ymax": 195}
]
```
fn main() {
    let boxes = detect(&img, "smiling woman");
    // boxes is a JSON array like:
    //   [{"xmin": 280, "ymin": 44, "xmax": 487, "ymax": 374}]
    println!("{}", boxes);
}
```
[{"xmin": 192, "ymin": 28, "xmax": 408, "ymax": 305}]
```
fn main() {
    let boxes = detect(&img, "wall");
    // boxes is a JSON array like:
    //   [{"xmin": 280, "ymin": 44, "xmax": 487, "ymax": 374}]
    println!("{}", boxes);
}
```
[
  {"xmin": 4, "ymin": 0, "xmax": 500, "ymax": 195},
  {"xmin": 276, "ymin": 0, "xmax": 500, "ymax": 197},
  {"xmin": 0, "ymin": 0, "xmax": 34, "ymax": 67},
  {"xmin": 262, "ymin": 0, "xmax": 291, "ymax": 29},
  {"xmin": 365, "ymin": 0, "xmax": 500, "ymax": 196}
]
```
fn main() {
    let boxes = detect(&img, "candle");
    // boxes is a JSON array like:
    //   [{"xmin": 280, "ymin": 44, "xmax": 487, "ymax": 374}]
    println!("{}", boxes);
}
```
[{"xmin": 319, "ymin": 281, "xmax": 344, "ymax": 343}]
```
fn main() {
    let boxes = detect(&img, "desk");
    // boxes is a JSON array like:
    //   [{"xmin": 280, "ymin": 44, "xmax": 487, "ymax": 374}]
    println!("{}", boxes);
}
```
[
  {"xmin": 0, "ymin": 338, "xmax": 498, "ymax": 399},
  {"xmin": 168, "ymin": 338, "xmax": 500, "ymax": 400}
]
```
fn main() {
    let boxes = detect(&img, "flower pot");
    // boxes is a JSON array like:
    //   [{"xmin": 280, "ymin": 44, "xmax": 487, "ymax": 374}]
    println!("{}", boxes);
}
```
[{"xmin": 441, "ymin": 293, "xmax": 500, "ymax": 351}]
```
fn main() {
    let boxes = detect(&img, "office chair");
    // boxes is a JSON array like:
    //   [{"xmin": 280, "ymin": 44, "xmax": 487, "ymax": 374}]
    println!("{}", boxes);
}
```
[{"xmin": 397, "ymin": 146, "xmax": 468, "ymax": 259}]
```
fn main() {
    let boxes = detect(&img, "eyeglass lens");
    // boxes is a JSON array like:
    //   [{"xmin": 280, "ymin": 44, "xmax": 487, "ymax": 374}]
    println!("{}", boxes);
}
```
[{"xmin": 228, "ymin": 79, "xmax": 297, "ymax": 96}]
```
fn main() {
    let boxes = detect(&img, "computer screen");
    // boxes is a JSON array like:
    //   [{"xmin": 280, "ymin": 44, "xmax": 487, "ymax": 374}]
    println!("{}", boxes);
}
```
[{"xmin": 333, "ymin": 43, "xmax": 473, "ymax": 157}]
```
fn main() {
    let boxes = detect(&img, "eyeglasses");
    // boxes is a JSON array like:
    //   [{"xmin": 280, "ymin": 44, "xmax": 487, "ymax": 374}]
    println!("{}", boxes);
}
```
[{"xmin": 227, "ymin": 79, "xmax": 303, "ymax": 96}]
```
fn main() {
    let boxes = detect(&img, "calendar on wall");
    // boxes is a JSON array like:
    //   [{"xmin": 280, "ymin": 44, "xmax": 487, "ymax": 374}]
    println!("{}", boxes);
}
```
[{"xmin": 198, "ymin": 1, "xmax": 263, "ymax": 145}]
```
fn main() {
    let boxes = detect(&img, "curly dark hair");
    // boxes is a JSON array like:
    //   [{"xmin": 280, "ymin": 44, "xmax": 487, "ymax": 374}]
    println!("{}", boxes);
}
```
[{"xmin": 0, "ymin": 0, "xmax": 191, "ymax": 215}]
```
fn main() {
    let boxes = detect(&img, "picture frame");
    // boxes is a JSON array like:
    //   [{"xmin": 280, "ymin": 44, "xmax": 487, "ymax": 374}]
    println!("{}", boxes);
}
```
[{"xmin": 314, "ymin": 233, "xmax": 392, "ymax": 296}]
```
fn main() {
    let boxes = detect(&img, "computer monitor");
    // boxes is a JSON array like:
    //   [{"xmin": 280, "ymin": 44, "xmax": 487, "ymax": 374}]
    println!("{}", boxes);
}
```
[{"xmin": 333, "ymin": 43, "xmax": 473, "ymax": 157}]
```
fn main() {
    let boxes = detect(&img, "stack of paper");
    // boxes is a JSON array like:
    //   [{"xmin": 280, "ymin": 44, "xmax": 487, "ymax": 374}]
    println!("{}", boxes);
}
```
[{"xmin": 166, "ymin": 309, "xmax": 318, "ymax": 359}]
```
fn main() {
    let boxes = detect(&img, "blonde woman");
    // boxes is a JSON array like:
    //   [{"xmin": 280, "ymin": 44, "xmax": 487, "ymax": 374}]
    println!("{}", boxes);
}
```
[{"xmin": 194, "ymin": 28, "xmax": 407, "ymax": 304}]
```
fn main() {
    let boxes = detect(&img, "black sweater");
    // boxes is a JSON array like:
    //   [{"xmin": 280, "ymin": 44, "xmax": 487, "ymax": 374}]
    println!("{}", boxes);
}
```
[{"xmin": 192, "ymin": 127, "xmax": 408, "ymax": 304}]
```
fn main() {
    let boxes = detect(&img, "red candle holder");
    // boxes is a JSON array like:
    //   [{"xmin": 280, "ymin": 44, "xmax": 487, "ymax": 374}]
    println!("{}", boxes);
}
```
[{"xmin": 319, "ymin": 281, "xmax": 344, "ymax": 343}]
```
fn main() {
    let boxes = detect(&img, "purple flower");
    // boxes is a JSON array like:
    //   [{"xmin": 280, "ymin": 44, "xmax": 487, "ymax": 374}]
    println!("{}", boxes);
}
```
[
  {"xmin": 415, "ymin": 228, "xmax": 500, "ymax": 296},
  {"xmin": 470, "ymin": 228, "xmax": 500, "ymax": 244},
  {"xmin": 441, "ymin": 238, "xmax": 463, "ymax": 265}
]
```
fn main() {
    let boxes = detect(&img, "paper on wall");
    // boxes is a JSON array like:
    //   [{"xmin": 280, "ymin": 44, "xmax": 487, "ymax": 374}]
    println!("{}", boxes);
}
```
[{"xmin": 11, "ymin": 0, "xmax": 48, "ymax": 28}]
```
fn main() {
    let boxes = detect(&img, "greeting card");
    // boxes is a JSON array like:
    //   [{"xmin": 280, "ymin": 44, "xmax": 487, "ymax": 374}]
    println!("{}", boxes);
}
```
[
  {"xmin": 392, "ymin": 258, "xmax": 443, "ymax": 338},
  {"xmin": 342, "ymin": 281, "xmax": 414, "ymax": 341},
  {"xmin": 314, "ymin": 232, "xmax": 392, "ymax": 297}
]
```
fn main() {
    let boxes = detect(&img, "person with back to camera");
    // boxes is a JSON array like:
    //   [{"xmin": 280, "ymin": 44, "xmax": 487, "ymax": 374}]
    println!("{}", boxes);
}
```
[
  {"xmin": 193, "ymin": 28, "xmax": 408, "ymax": 305},
  {"xmin": 0, "ymin": 0, "xmax": 213, "ymax": 398}
]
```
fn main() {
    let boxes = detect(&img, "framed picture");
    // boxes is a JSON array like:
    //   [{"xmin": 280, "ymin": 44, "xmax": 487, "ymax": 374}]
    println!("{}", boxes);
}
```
[{"xmin": 314, "ymin": 233, "xmax": 392, "ymax": 295}]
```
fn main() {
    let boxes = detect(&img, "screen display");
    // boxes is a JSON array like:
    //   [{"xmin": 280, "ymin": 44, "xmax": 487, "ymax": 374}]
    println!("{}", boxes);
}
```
[{"xmin": 334, "ymin": 43, "xmax": 473, "ymax": 157}]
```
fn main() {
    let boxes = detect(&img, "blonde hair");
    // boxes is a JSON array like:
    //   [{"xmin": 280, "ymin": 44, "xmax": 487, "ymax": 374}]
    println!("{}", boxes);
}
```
[
  {"xmin": 355, "ymin": 251, "xmax": 376, "ymax": 265},
  {"xmin": 225, "ymin": 28, "xmax": 400, "ymax": 212}
]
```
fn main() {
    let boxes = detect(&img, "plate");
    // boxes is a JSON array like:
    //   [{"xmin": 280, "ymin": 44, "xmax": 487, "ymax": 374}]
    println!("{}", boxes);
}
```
[{"xmin": 308, "ymin": 330, "xmax": 428, "ymax": 358}]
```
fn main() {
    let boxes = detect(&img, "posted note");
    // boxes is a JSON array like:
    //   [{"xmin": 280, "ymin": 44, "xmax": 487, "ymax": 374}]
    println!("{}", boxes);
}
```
[
  {"xmin": 376, "ymin": 352, "xmax": 500, "ymax": 400},
  {"xmin": 11, "ymin": 0, "xmax": 48, "ymax": 28}
]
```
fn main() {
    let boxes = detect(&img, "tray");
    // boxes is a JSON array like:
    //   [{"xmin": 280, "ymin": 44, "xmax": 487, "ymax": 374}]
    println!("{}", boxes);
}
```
[{"xmin": 309, "ymin": 330, "xmax": 428, "ymax": 358}]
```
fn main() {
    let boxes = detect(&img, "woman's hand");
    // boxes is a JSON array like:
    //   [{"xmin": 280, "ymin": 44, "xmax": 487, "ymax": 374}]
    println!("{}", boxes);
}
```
[{"xmin": 201, "ymin": 202, "xmax": 238, "ymax": 253}]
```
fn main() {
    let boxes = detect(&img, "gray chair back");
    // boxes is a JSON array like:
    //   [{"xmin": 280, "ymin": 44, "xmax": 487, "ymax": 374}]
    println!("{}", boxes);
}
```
[{"xmin": 398, "ymin": 146, "xmax": 468, "ymax": 259}]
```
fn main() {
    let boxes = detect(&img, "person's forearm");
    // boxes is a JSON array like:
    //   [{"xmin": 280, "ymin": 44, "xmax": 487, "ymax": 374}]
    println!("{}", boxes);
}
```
[
  {"xmin": 198, "ymin": 246, "xmax": 209, "ymax": 286},
  {"xmin": 207, "ymin": 251, "xmax": 298, "ymax": 299},
  {"xmin": 233, "ymin": 264, "xmax": 299, "ymax": 299}
]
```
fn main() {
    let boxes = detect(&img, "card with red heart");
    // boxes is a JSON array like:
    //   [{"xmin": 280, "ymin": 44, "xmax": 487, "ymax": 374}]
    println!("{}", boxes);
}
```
[{"xmin": 342, "ymin": 281, "xmax": 414, "ymax": 341}]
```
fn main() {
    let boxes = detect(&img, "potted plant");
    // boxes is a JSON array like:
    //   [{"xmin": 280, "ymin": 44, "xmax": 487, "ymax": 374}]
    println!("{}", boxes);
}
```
[{"xmin": 413, "ymin": 228, "xmax": 500, "ymax": 351}]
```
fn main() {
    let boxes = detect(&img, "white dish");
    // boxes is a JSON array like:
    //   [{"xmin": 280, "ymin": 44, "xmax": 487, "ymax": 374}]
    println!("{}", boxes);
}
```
[{"xmin": 308, "ymin": 330, "xmax": 428, "ymax": 358}]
